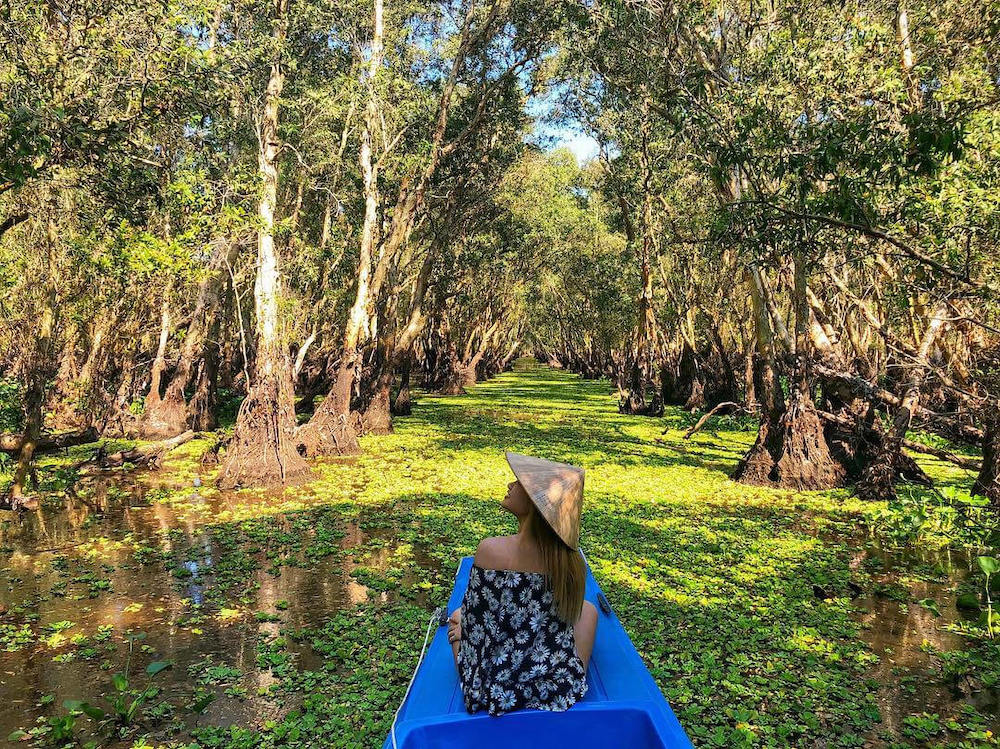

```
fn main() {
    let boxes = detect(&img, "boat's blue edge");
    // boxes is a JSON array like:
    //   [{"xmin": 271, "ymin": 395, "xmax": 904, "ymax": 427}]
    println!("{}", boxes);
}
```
[{"xmin": 383, "ymin": 556, "xmax": 693, "ymax": 748}]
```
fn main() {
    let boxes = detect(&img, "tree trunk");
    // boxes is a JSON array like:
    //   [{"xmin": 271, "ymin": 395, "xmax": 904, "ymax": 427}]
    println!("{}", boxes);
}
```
[
  {"xmin": 621, "ymin": 104, "xmax": 656, "ymax": 415},
  {"xmin": 188, "ymin": 313, "xmax": 221, "ymax": 432},
  {"xmin": 79, "ymin": 431, "xmax": 199, "ymax": 472},
  {"xmin": 361, "ymin": 369, "xmax": 394, "ymax": 435},
  {"xmin": 145, "ymin": 240, "xmax": 238, "ymax": 438},
  {"xmin": 772, "ymin": 247, "xmax": 843, "ymax": 489},
  {"xmin": 675, "ymin": 340, "xmax": 706, "ymax": 410},
  {"xmin": 972, "ymin": 405, "xmax": 1000, "ymax": 506},
  {"xmin": 1, "ymin": 428, "xmax": 97, "ymax": 454},
  {"xmin": 743, "ymin": 346, "xmax": 756, "ymax": 408},
  {"xmin": 732, "ymin": 352, "xmax": 786, "ymax": 485},
  {"xmin": 293, "ymin": 323, "xmax": 318, "ymax": 381},
  {"xmin": 359, "ymin": 244, "xmax": 436, "ymax": 429},
  {"xmin": 856, "ymin": 302, "xmax": 947, "ymax": 501},
  {"xmin": 6, "ymin": 219, "xmax": 59, "ymax": 509},
  {"xmin": 217, "ymin": 0, "xmax": 309, "ymax": 488},
  {"xmin": 392, "ymin": 359, "xmax": 412, "ymax": 416},
  {"xmin": 769, "ymin": 384, "xmax": 845, "ymax": 489},
  {"xmin": 77, "ymin": 319, "xmax": 107, "ymax": 391},
  {"xmin": 896, "ymin": 3, "xmax": 921, "ymax": 108},
  {"xmin": 46, "ymin": 328, "xmax": 84, "ymax": 430},
  {"xmin": 733, "ymin": 259, "xmax": 843, "ymax": 490},
  {"xmin": 297, "ymin": 0, "xmax": 384, "ymax": 457},
  {"xmin": 498, "ymin": 340, "xmax": 521, "ymax": 372},
  {"xmin": 704, "ymin": 312, "xmax": 739, "ymax": 405},
  {"xmin": 139, "ymin": 288, "xmax": 180, "ymax": 437},
  {"xmin": 8, "ymin": 370, "xmax": 46, "ymax": 509},
  {"xmin": 437, "ymin": 316, "xmax": 466, "ymax": 395}
]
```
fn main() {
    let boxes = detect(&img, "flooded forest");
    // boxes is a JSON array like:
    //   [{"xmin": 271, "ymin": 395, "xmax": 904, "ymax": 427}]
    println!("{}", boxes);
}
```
[{"xmin": 1, "ymin": 0, "xmax": 999, "ymax": 746}]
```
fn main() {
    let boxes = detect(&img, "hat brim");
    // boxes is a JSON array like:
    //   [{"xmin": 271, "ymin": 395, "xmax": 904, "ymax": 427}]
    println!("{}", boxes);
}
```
[{"xmin": 505, "ymin": 451, "xmax": 584, "ymax": 550}]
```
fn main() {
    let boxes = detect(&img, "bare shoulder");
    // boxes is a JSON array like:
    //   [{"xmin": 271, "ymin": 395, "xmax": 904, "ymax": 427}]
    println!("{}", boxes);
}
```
[{"xmin": 473, "ymin": 535, "xmax": 512, "ymax": 568}]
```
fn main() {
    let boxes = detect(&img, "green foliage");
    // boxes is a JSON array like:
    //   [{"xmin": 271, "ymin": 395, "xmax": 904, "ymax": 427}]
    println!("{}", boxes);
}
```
[
  {"xmin": 0, "ymin": 378, "xmax": 21, "ymax": 432},
  {"xmin": 6, "ymin": 368, "xmax": 997, "ymax": 747},
  {"xmin": 56, "ymin": 652, "xmax": 174, "ymax": 743}
]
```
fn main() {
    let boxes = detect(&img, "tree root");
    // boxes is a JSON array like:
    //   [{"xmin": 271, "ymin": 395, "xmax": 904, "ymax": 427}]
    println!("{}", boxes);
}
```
[{"xmin": 75, "ymin": 431, "xmax": 201, "ymax": 473}]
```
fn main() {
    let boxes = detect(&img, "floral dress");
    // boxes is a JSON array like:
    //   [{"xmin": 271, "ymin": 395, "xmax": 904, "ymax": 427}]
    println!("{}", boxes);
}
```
[{"xmin": 457, "ymin": 564, "xmax": 588, "ymax": 716}]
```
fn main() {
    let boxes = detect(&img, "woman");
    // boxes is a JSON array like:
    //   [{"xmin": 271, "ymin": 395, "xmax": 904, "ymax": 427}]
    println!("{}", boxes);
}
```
[{"xmin": 447, "ymin": 451, "xmax": 598, "ymax": 716}]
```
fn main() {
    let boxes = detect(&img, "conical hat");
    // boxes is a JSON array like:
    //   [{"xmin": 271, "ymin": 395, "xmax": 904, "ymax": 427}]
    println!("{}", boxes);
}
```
[{"xmin": 505, "ymin": 451, "xmax": 584, "ymax": 550}]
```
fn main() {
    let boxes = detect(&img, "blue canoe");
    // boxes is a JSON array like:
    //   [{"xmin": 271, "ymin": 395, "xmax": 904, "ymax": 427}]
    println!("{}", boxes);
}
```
[{"xmin": 383, "ymin": 556, "xmax": 693, "ymax": 749}]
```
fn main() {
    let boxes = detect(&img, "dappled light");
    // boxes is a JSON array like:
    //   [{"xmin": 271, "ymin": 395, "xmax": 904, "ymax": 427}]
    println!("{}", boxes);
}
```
[
  {"xmin": 2, "ymin": 0, "xmax": 998, "ymax": 743},
  {"xmin": 2, "ymin": 367, "xmax": 997, "ymax": 747}
]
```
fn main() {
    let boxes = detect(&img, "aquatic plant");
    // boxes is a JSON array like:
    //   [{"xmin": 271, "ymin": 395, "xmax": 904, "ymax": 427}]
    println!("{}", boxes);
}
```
[
  {"xmin": 979, "ymin": 556, "xmax": 999, "ymax": 638},
  {"xmin": 60, "ymin": 634, "xmax": 173, "ymax": 742}
]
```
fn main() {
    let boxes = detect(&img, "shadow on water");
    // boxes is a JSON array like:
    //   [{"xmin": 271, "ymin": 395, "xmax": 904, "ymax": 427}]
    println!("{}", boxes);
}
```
[{"xmin": 0, "ymin": 470, "xmax": 436, "ymax": 746}]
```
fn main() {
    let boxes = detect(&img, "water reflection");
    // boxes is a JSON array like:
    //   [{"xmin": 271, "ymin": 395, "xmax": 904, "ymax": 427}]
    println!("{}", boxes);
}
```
[
  {"xmin": 856, "ymin": 545, "xmax": 999, "ymax": 739},
  {"xmin": 0, "ymin": 470, "xmax": 431, "ymax": 745}
]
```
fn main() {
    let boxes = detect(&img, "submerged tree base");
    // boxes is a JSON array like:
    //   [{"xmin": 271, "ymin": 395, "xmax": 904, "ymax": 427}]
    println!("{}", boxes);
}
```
[
  {"xmin": 734, "ymin": 387, "xmax": 844, "ymax": 490},
  {"xmin": 139, "ymin": 390, "xmax": 189, "ymax": 440},
  {"xmin": 217, "ymin": 369, "xmax": 311, "ymax": 489}
]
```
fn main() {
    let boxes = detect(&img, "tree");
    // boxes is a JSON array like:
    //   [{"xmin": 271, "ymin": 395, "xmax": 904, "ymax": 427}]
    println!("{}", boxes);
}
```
[{"xmin": 217, "ymin": 0, "xmax": 310, "ymax": 488}]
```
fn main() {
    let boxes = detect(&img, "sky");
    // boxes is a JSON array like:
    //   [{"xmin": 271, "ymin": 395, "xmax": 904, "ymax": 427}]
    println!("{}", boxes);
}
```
[
  {"xmin": 525, "ymin": 86, "xmax": 601, "ymax": 165},
  {"xmin": 552, "ymin": 129, "xmax": 601, "ymax": 164}
]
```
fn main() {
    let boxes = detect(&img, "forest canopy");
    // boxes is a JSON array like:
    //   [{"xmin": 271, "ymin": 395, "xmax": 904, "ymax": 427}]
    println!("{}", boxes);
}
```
[{"xmin": 1, "ymin": 0, "xmax": 998, "ymax": 507}]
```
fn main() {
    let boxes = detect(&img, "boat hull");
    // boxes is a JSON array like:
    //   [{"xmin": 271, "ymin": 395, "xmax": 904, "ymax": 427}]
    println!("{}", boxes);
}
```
[{"xmin": 383, "ymin": 556, "xmax": 693, "ymax": 749}]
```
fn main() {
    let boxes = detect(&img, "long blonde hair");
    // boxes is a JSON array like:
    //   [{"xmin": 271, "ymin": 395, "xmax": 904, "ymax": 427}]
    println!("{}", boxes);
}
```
[{"xmin": 525, "ymin": 502, "xmax": 585, "ymax": 624}]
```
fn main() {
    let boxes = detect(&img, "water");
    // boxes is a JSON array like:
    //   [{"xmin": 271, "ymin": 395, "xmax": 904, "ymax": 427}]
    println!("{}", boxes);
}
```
[
  {"xmin": 854, "ymin": 545, "xmax": 999, "ymax": 740},
  {"xmin": 0, "ymin": 469, "xmax": 430, "ymax": 745},
  {"xmin": 2, "ymin": 463, "xmax": 997, "ymax": 746}
]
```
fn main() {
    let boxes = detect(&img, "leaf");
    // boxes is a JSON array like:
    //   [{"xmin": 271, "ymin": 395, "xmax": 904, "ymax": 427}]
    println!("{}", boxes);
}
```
[
  {"xmin": 956, "ymin": 593, "xmax": 981, "ymax": 612},
  {"xmin": 217, "ymin": 608, "xmax": 241, "ymax": 622},
  {"xmin": 146, "ymin": 660, "xmax": 173, "ymax": 677},
  {"xmin": 917, "ymin": 598, "xmax": 941, "ymax": 617},
  {"xmin": 63, "ymin": 700, "xmax": 105, "ymax": 720},
  {"xmin": 190, "ymin": 692, "xmax": 216, "ymax": 713},
  {"xmin": 977, "ymin": 556, "xmax": 999, "ymax": 576},
  {"xmin": 111, "ymin": 673, "xmax": 128, "ymax": 692},
  {"xmin": 7, "ymin": 730, "xmax": 29, "ymax": 741}
]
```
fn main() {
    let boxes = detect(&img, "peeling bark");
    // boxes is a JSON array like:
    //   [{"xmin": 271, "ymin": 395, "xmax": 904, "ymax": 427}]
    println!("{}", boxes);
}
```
[{"xmin": 217, "ymin": 0, "xmax": 309, "ymax": 488}]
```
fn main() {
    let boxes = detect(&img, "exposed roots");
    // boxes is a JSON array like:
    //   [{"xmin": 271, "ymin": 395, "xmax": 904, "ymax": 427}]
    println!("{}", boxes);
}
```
[
  {"xmin": 359, "ymin": 385, "xmax": 393, "ymax": 436},
  {"xmin": 139, "ymin": 389, "xmax": 189, "ymax": 439},
  {"xmin": 733, "ymin": 387, "xmax": 844, "ymax": 490},
  {"xmin": 295, "ymin": 412, "xmax": 360, "ymax": 458},
  {"xmin": 732, "ymin": 419, "xmax": 782, "ymax": 486},
  {"xmin": 771, "ymin": 390, "xmax": 845, "ymax": 489},
  {"xmin": 217, "ymin": 363, "xmax": 310, "ymax": 489},
  {"xmin": 296, "ymin": 371, "xmax": 361, "ymax": 457}
]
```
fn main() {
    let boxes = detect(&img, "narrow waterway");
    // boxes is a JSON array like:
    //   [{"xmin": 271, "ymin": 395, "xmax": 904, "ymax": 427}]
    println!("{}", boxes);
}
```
[{"xmin": 1, "ymin": 367, "xmax": 997, "ymax": 747}]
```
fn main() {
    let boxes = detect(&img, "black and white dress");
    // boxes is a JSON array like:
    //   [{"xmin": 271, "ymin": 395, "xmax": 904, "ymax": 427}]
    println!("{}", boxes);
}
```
[{"xmin": 457, "ymin": 564, "xmax": 588, "ymax": 716}]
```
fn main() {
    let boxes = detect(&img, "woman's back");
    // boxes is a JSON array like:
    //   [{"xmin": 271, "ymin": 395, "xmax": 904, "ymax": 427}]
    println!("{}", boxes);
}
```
[
  {"xmin": 457, "ymin": 561, "xmax": 588, "ymax": 715},
  {"xmin": 450, "ymin": 456, "xmax": 596, "ymax": 717}
]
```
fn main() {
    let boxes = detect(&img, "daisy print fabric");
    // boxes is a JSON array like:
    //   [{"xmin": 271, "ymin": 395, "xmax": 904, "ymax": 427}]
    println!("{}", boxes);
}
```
[{"xmin": 457, "ymin": 565, "xmax": 588, "ymax": 716}]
